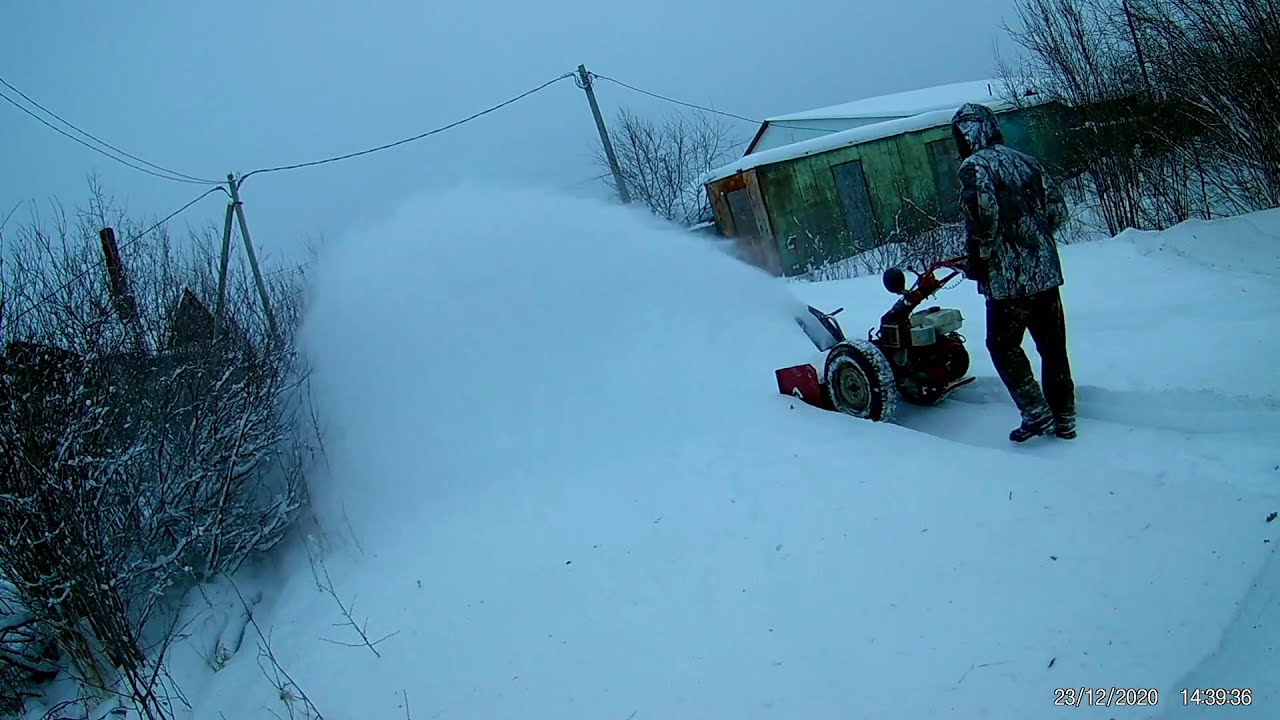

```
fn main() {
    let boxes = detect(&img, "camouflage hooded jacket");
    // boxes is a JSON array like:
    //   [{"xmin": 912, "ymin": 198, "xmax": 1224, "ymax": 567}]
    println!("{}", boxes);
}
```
[{"xmin": 952, "ymin": 103, "xmax": 1068, "ymax": 300}]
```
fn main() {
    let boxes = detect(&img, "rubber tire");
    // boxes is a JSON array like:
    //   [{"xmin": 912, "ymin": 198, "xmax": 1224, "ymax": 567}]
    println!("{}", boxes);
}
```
[{"xmin": 823, "ymin": 339, "xmax": 899, "ymax": 422}]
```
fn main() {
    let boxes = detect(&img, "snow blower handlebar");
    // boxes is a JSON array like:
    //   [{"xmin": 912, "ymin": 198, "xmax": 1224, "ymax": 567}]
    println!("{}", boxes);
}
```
[{"xmin": 881, "ymin": 257, "xmax": 969, "ymax": 323}]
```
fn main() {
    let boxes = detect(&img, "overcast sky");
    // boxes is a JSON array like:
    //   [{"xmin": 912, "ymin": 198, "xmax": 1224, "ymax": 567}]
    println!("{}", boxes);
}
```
[{"xmin": 1, "ymin": 0, "xmax": 1026, "ymax": 266}]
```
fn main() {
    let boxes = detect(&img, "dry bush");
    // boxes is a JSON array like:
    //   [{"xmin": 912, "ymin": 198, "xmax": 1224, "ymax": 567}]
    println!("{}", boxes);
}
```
[
  {"xmin": 1000, "ymin": 0, "xmax": 1280, "ymax": 234},
  {"xmin": 0, "ymin": 181, "xmax": 317, "ymax": 717},
  {"xmin": 594, "ymin": 108, "xmax": 741, "ymax": 227},
  {"xmin": 0, "ymin": 579, "xmax": 58, "ymax": 714}
]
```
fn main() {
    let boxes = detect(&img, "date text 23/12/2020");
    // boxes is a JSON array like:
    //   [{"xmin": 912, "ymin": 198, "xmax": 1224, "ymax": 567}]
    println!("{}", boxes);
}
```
[{"xmin": 1053, "ymin": 687, "xmax": 1254, "ymax": 708}]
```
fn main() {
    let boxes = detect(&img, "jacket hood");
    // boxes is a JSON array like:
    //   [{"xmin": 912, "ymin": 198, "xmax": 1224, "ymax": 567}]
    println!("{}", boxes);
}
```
[{"xmin": 951, "ymin": 102, "xmax": 1003, "ymax": 159}]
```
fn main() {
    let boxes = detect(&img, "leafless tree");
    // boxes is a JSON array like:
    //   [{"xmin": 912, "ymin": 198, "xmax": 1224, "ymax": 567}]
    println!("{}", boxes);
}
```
[
  {"xmin": 1133, "ymin": 0, "xmax": 1280, "ymax": 209},
  {"xmin": 0, "ymin": 181, "xmax": 318, "ymax": 717},
  {"xmin": 593, "ymin": 108, "xmax": 741, "ymax": 227},
  {"xmin": 999, "ymin": 0, "xmax": 1279, "ymax": 234}
]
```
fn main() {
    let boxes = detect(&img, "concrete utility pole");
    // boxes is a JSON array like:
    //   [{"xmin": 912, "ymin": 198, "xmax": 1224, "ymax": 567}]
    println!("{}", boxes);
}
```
[
  {"xmin": 220, "ymin": 173, "xmax": 279, "ymax": 344},
  {"xmin": 576, "ymin": 64, "xmax": 631, "ymax": 204},
  {"xmin": 213, "ymin": 200, "xmax": 236, "ymax": 343}
]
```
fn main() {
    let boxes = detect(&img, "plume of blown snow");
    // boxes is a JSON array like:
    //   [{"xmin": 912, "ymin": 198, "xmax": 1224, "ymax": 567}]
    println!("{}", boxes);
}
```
[{"xmin": 300, "ymin": 185, "xmax": 807, "ymax": 541}]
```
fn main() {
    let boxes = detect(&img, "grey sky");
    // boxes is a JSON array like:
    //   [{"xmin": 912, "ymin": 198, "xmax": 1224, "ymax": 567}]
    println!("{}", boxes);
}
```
[{"xmin": 1, "ymin": 0, "xmax": 1025, "ymax": 265}]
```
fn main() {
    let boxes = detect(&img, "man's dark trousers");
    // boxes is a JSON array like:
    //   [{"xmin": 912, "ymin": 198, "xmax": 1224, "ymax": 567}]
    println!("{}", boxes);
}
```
[{"xmin": 984, "ymin": 286, "xmax": 1076, "ymax": 428}]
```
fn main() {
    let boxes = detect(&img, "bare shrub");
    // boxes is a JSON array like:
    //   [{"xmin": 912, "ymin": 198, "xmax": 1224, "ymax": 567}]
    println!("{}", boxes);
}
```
[
  {"xmin": 0, "ymin": 578, "xmax": 58, "ymax": 714},
  {"xmin": 0, "ymin": 181, "xmax": 316, "ymax": 717},
  {"xmin": 1138, "ymin": 0, "xmax": 1280, "ymax": 210},
  {"xmin": 593, "ymin": 108, "xmax": 741, "ymax": 227},
  {"xmin": 1000, "ymin": 0, "xmax": 1280, "ymax": 234}
]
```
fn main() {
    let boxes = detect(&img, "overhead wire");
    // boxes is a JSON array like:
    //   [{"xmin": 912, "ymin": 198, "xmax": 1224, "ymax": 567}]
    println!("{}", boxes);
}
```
[
  {"xmin": 4, "ymin": 69, "xmax": 584, "ymax": 332},
  {"xmin": 588, "ymin": 73, "xmax": 759, "ymax": 124},
  {"xmin": 4, "ymin": 68, "xmax": 696, "ymax": 335},
  {"xmin": 5, "ymin": 185, "xmax": 228, "ymax": 330},
  {"xmin": 3, "ymin": 65, "xmax": 803, "ymax": 328},
  {"xmin": 239, "ymin": 72, "xmax": 577, "ymax": 184},
  {"xmin": 0, "ymin": 75, "xmax": 221, "ymax": 186},
  {"xmin": 589, "ymin": 72, "xmax": 837, "ymax": 137}
]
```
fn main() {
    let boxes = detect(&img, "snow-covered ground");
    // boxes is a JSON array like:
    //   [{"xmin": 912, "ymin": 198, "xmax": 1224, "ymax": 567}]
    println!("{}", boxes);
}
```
[{"xmin": 31, "ymin": 190, "xmax": 1280, "ymax": 719}]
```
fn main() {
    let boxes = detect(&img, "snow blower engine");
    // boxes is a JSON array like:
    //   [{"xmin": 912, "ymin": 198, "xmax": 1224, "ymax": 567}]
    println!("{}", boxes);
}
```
[{"xmin": 776, "ymin": 256, "xmax": 976, "ymax": 423}]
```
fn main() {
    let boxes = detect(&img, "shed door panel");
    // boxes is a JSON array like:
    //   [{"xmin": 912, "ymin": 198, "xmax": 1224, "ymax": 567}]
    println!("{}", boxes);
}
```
[
  {"xmin": 724, "ymin": 185, "xmax": 782, "ymax": 275},
  {"xmin": 926, "ymin": 138, "xmax": 963, "ymax": 221},
  {"xmin": 831, "ymin": 160, "xmax": 880, "ymax": 251},
  {"xmin": 726, "ymin": 188, "xmax": 757, "ymax": 237}
]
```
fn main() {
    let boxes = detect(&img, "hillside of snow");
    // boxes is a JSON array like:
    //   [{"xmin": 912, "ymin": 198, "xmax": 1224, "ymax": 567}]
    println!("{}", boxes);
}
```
[{"xmin": 54, "ymin": 191, "xmax": 1276, "ymax": 720}]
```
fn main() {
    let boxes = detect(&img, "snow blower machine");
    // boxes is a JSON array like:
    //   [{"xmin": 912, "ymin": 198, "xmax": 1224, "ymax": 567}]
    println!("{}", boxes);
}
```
[{"xmin": 777, "ymin": 256, "xmax": 976, "ymax": 423}]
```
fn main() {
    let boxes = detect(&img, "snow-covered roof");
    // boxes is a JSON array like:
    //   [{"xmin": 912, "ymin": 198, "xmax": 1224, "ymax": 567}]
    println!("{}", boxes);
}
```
[
  {"xmin": 766, "ymin": 79, "xmax": 1012, "ymax": 123},
  {"xmin": 703, "ymin": 108, "xmax": 956, "ymax": 185},
  {"xmin": 705, "ymin": 84, "xmax": 1055, "ymax": 185}
]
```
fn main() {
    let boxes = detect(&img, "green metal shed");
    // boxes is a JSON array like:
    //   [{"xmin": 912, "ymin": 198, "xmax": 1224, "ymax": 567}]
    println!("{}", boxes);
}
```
[{"xmin": 704, "ymin": 88, "xmax": 1075, "ymax": 277}]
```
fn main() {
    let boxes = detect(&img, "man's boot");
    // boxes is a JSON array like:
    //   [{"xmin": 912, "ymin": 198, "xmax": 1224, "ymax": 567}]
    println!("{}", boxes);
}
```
[
  {"xmin": 1054, "ymin": 413, "xmax": 1077, "ymax": 439},
  {"xmin": 1010, "ymin": 414, "xmax": 1054, "ymax": 443}
]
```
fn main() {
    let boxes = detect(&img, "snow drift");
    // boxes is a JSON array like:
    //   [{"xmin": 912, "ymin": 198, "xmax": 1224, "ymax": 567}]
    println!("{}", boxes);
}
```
[
  {"xmin": 156, "ymin": 194, "xmax": 1280, "ymax": 720},
  {"xmin": 299, "ymin": 186, "xmax": 810, "ymax": 544}
]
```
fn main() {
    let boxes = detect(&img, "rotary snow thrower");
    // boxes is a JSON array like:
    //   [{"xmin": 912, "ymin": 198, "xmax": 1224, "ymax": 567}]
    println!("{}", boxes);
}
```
[{"xmin": 777, "ymin": 257, "xmax": 976, "ymax": 423}]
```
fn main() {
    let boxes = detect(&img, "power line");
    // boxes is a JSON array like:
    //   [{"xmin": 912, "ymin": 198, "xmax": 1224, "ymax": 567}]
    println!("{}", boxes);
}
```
[
  {"xmin": 0, "ymin": 76, "xmax": 221, "ymax": 186},
  {"xmin": 239, "ymin": 72, "xmax": 577, "ymax": 184},
  {"xmin": 589, "ymin": 73, "xmax": 760, "ymax": 125},
  {"xmin": 590, "ymin": 72, "xmax": 841, "ymax": 137},
  {"xmin": 5, "ymin": 186, "xmax": 228, "ymax": 331},
  {"xmin": 0, "ymin": 88, "xmax": 215, "ymax": 186}
]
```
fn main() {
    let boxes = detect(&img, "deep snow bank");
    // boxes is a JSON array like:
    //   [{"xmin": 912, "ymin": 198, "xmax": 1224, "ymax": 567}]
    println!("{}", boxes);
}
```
[
  {"xmin": 300, "ymin": 186, "xmax": 807, "ymax": 542},
  {"xmin": 1160, "ymin": 542, "xmax": 1280, "ymax": 718},
  {"xmin": 174, "ymin": 196, "xmax": 1280, "ymax": 720}
]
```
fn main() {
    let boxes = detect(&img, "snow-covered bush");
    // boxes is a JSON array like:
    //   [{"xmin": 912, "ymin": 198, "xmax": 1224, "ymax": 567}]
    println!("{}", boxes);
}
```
[
  {"xmin": 0, "ymin": 183, "xmax": 317, "ymax": 717},
  {"xmin": 0, "ymin": 577, "xmax": 58, "ymax": 714},
  {"xmin": 1002, "ymin": 0, "xmax": 1280, "ymax": 233},
  {"xmin": 591, "ymin": 107, "xmax": 741, "ymax": 228}
]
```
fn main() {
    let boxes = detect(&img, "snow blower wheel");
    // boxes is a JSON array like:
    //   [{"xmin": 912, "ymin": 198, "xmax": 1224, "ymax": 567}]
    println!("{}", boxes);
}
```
[{"xmin": 823, "ymin": 339, "xmax": 898, "ymax": 422}]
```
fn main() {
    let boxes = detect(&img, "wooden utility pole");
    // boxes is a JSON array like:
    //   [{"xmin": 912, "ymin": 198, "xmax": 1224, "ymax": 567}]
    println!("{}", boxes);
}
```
[
  {"xmin": 98, "ymin": 227, "xmax": 150, "ymax": 354},
  {"xmin": 576, "ymin": 64, "xmax": 631, "ymax": 204}
]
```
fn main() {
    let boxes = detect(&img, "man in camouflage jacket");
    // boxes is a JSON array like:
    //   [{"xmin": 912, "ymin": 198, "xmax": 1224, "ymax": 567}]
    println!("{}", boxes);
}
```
[{"xmin": 951, "ymin": 102, "xmax": 1077, "ymax": 442}]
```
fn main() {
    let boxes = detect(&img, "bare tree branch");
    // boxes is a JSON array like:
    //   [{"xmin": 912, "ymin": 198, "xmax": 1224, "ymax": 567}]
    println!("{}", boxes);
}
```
[
  {"xmin": 1000, "ymin": 0, "xmax": 1280, "ymax": 233},
  {"xmin": 314, "ymin": 560, "xmax": 398, "ymax": 658},
  {"xmin": 592, "ymin": 108, "xmax": 742, "ymax": 227}
]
